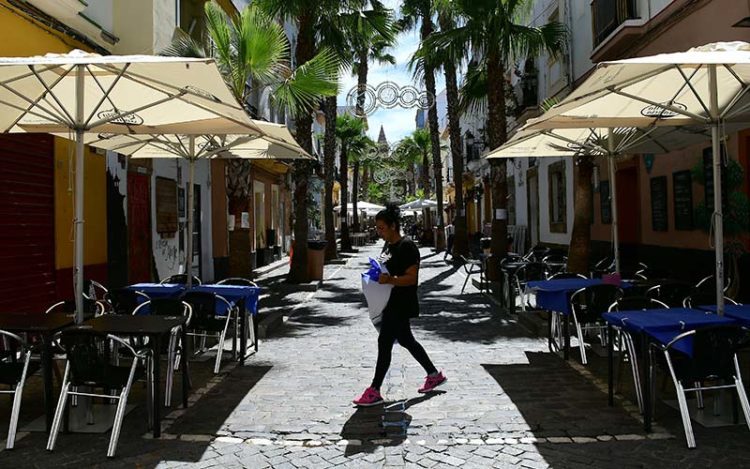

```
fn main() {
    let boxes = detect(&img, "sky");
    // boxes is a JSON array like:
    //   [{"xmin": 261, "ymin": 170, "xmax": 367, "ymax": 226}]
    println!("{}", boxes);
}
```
[{"xmin": 335, "ymin": 0, "xmax": 445, "ymax": 145}]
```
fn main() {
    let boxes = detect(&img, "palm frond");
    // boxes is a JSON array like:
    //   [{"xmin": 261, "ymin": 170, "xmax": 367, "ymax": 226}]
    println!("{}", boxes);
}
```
[
  {"xmin": 273, "ymin": 48, "xmax": 340, "ymax": 113},
  {"xmin": 237, "ymin": 6, "xmax": 290, "ymax": 85},
  {"xmin": 458, "ymin": 60, "xmax": 487, "ymax": 117},
  {"xmin": 159, "ymin": 28, "xmax": 207, "ymax": 58}
]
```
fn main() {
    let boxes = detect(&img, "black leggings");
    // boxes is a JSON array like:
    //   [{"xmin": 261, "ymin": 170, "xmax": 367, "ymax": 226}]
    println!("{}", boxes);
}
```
[{"xmin": 371, "ymin": 314, "xmax": 437, "ymax": 390}]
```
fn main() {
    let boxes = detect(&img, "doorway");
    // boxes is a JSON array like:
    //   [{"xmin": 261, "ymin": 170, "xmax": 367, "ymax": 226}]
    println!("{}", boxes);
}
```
[
  {"xmin": 527, "ymin": 168, "xmax": 539, "ymax": 248},
  {"xmin": 128, "ymin": 173, "xmax": 152, "ymax": 283},
  {"xmin": 616, "ymin": 166, "xmax": 639, "ymax": 246}
]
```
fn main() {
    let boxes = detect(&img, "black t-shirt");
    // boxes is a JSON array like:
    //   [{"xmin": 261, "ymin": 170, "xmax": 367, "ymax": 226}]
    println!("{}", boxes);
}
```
[{"xmin": 378, "ymin": 237, "xmax": 420, "ymax": 318}]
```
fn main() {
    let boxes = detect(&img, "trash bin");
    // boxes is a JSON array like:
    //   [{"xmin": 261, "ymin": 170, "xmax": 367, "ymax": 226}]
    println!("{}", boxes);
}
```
[{"xmin": 307, "ymin": 240, "xmax": 327, "ymax": 280}]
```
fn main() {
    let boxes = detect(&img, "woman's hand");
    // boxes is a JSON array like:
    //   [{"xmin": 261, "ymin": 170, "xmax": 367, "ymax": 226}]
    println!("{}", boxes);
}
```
[{"xmin": 378, "ymin": 273, "xmax": 392, "ymax": 285}]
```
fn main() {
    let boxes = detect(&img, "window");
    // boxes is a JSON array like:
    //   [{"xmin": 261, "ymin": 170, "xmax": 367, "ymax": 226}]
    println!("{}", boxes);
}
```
[{"xmin": 548, "ymin": 161, "xmax": 566, "ymax": 233}]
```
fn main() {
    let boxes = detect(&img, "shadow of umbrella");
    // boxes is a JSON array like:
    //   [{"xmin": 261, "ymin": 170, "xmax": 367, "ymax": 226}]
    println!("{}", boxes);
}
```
[{"xmin": 340, "ymin": 391, "xmax": 446, "ymax": 456}]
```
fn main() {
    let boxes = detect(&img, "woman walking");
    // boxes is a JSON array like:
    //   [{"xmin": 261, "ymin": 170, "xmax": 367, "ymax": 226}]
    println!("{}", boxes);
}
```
[{"xmin": 353, "ymin": 204, "xmax": 446, "ymax": 407}]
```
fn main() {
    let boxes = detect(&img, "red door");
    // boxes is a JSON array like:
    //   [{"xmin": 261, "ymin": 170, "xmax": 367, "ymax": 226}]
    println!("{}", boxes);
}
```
[
  {"xmin": 128, "ymin": 173, "xmax": 152, "ymax": 283},
  {"xmin": 616, "ymin": 167, "xmax": 639, "ymax": 245},
  {"xmin": 0, "ymin": 134, "xmax": 55, "ymax": 313}
]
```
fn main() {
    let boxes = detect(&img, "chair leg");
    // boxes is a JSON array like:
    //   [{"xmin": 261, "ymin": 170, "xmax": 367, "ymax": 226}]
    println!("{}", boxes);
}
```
[
  {"xmin": 47, "ymin": 372, "xmax": 70, "ymax": 452},
  {"xmin": 215, "ymin": 318, "xmax": 232, "ymax": 374},
  {"xmin": 624, "ymin": 333, "xmax": 643, "ymax": 413},
  {"xmin": 107, "ymin": 389, "xmax": 128, "ymax": 458},
  {"xmin": 516, "ymin": 279, "xmax": 526, "ymax": 313},
  {"xmin": 7, "ymin": 385, "xmax": 22, "ymax": 449},
  {"xmin": 165, "ymin": 333, "xmax": 177, "ymax": 407},
  {"xmin": 695, "ymin": 382, "xmax": 705, "ymax": 410},
  {"xmin": 571, "ymin": 312, "xmax": 587, "ymax": 365},
  {"xmin": 675, "ymin": 381, "xmax": 696, "ymax": 448},
  {"xmin": 461, "ymin": 271, "xmax": 470, "ymax": 294}
]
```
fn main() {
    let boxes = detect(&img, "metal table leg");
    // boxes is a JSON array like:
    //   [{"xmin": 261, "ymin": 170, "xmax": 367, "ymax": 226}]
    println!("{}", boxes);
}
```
[
  {"xmin": 608, "ymin": 324, "xmax": 614, "ymax": 406},
  {"xmin": 42, "ymin": 334, "xmax": 54, "ymax": 432},
  {"xmin": 152, "ymin": 334, "xmax": 162, "ymax": 438}
]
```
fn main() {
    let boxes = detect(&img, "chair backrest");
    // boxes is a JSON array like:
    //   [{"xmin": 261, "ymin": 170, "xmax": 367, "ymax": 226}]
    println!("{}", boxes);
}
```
[
  {"xmin": 571, "ymin": 284, "xmax": 624, "ymax": 323},
  {"xmin": 524, "ymin": 245, "xmax": 550, "ymax": 262},
  {"xmin": 683, "ymin": 293, "xmax": 738, "ymax": 309},
  {"xmin": 149, "ymin": 298, "xmax": 191, "ymax": 317},
  {"xmin": 160, "ymin": 274, "xmax": 202, "ymax": 285},
  {"xmin": 180, "ymin": 291, "xmax": 218, "ymax": 327},
  {"xmin": 695, "ymin": 274, "xmax": 732, "ymax": 294},
  {"xmin": 666, "ymin": 325, "xmax": 745, "ymax": 383},
  {"xmin": 46, "ymin": 299, "xmax": 105, "ymax": 318},
  {"xmin": 549, "ymin": 272, "xmax": 587, "ymax": 280},
  {"xmin": 59, "ymin": 328, "xmax": 114, "ymax": 387},
  {"xmin": 645, "ymin": 282, "xmax": 695, "ymax": 308},
  {"xmin": 105, "ymin": 289, "xmax": 150, "ymax": 315},
  {"xmin": 607, "ymin": 296, "xmax": 669, "ymax": 312},
  {"xmin": 217, "ymin": 277, "xmax": 258, "ymax": 287},
  {"xmin": 83, "ymin": 279, "xmax": 108, "ymax": 300},
  {"xmin": 633, "ymin": 268, "xmax": 671, "ymax": 280},
  {"xmin": 515, "ymin": 262, "xmax": 546, "ymax": 283}
]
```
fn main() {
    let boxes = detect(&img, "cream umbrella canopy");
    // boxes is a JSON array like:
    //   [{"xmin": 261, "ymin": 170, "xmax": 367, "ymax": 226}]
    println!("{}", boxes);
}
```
[
  {"xmin": 80, "ymin": 121, "xmax": 312, "ymax": 287},
  {"xmin": 0, "ymin": 50, "xmax": 267, "ymax": 320},
  {"xmin": 523, "ymin": 41, "xmax": 750, "ymax": 315}
]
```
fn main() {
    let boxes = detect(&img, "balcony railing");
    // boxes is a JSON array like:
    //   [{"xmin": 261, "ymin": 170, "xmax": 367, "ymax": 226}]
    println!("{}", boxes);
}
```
[{"xmin": 592, "ymin": 0, "xmax": 638, "ymax": 47}]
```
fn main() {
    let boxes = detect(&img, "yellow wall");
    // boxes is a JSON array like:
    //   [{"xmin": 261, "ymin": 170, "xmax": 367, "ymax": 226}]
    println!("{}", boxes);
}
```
[
  {"xmin": 0, "ymin": 2, "xmax": 105, "ymax": 270},
  {"xmin": 54, "ymin": 139, "xmax": 108, "ymax": 269}
]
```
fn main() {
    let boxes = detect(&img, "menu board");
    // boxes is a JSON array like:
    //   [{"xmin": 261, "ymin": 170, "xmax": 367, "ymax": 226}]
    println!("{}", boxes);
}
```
[
  {"xmin": 600, "ymin": 180, "xmax": 611, "ymax": 224},
  {"xmin": 673, "ymin": 170, "xmax": 693, "ymax": 230},
  {"xmin": 650, "ymin": 176, "xmax": 668, "ymax": 231}
]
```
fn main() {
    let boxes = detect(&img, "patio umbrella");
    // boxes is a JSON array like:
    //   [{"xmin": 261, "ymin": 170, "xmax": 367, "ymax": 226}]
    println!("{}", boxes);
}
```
[
  {"xmin": 399, "ymin": 199, "xmax": 438, "ymax": 211},
  {"xmin": 523, "ymin": 41, "xmax": 750, "ymax": 315},
  {"xmin": 0, "ymin": 49, "xmax": 267, "ymax": 321},
  {"xmin": 334, "ymin": 201, "xmax": 386, "ymax": 214},
  {"xmin": 81, "ymin": 120, "xmax": 312, "ymax": 287},
  {"xmin": 486, "ymin": 120, "xmax": 747, "ymax": 273}
]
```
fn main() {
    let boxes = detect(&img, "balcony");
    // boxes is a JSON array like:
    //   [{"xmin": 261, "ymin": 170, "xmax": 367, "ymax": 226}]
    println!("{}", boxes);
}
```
[{"xmin": 592, "ymin": 0, "xmax": 638, "ymax": 47}]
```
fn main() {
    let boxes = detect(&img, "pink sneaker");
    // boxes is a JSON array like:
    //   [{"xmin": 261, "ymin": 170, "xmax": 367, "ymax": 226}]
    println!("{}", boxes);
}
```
[
  {"xmin": 352, "ymin": 387, "xmax": 384, "ymax": 407},
  {"xmin": 418, "ymin": 371, "xmax": 447, "ymax": 393}
]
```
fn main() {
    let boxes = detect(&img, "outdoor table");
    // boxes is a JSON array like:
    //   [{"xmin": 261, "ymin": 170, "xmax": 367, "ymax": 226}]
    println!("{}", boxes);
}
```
[
  {"xmin": 83, "ymin": 314, "xmax": 189, "ymax": 438},
  {"xmin": 192, "ymin": 284, "xmax": 261, "ymax": 360},
  {"xmin": 696, "ymin": 304, "xmax": 750, "ymax": 326},
  {"xmin": 526, "ymin": 278, "xmax": 605, "ymax": 359},
  {"xmin": 127, "ymin": 283, "xmax": 186, "ymax": 299},
  {"xmin": 0, "ymin": 312, "xmax": 74, "ymax": 432},
  {"xmin": 602, "ymin": 308, "xmax": 736, "ymax": 432}
]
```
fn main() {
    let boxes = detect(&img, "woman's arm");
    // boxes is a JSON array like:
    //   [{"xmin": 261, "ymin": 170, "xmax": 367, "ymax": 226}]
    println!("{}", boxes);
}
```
[{"xmin": 379, "ymin": 265, "xmax": 418, "ymax": 286}]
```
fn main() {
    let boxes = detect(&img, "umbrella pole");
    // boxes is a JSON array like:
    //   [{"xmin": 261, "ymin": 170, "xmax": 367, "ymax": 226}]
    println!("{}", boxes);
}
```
[
  {"xmin": 74, "ymin": 65, "xmax": 85, "ymax": 323},
  {"xmin": 607, "ymin": 129, "xmax": 620, "ymax": 275},
  {"xmin": 709, "ymin": 65, "xmax": 725, "ymax": 316},
  {"xmin": 185, "ymin": 137, "xmax": 196, "ymax": 289}
]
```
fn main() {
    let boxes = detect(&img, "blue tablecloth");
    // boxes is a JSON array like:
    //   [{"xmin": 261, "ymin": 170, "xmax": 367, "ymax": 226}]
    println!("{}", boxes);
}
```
[
  {"xmin": 602, "ymin": 308, "xmax": 737, "ymax": 355},
  {"xmin": 526, "ymin": 279, "xmax": 604, "ymax": 315},
  {"xmin": 125, "ymin": 283, "xmax": 260, "ymax": 317},
  {"xmin": 191, "ymin": 284, "xmax": 260, "ymax": 316},
  {"xmin": 128, "ymin": 283, "xmax": 186, "ymax": 299},
  {"xmin": 696, "ymin": 304, "xmax": 750, "ymax": 327}
]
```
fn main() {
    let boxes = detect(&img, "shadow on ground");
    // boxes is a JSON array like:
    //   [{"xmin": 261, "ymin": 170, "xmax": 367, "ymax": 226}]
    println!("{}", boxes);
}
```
[{"xmin": 340, "ymin": 391, "xmax": 446, "ymax": 456}]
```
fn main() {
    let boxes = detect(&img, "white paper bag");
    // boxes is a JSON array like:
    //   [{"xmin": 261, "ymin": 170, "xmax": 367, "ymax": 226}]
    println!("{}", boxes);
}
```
[{"xmin": 361, "ymin": 257, "xmax": 393, "ymax": 328}]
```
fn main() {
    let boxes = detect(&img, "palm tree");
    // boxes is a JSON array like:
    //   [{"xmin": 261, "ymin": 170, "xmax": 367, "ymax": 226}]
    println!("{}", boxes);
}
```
[
  {"xmin": 350, "ymin": 134, "xmax": 377, "ymax": 232},
  {"xmin": 426, "ymin": 0, "xmax": 566, "ymax": 277},
  {"xmin": 393, "ymin": 133, "xmax": 425, "ymax": 196},
  {"xmin": 402, "ymin": 0, "xmax": 446, "ymax": 251},
  {"xmin": 161, "ymin": 2, "xmax": 338, "ymax": 277},
  {"xmin": 414, "ymin": 0, "xmax": 469, "ymax": 259},
  {"xmin": 336, "ymin": 114, "xmax": 367, "ymax": 251}
]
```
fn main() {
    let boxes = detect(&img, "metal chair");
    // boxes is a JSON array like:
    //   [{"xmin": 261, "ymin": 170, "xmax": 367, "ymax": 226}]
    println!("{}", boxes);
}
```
[
  {"xmin": 633, "ymin": 267, "xmax": 671, "ymax": 281},
  {"xmin": 683, "ymin": 293, "xmax": 739, "ymax": 309},
  {"xmin": 217, "ymin": 277, "xmax": 258, "ymax": 287},
  {"xmin": 83, "ymin": 279, "xmax": 109, "ymax": 301},
  {"xmin": 45, "ymin": 298, "xmax": 106, "ymax": 318},
  {"xmin": 569, "ymin": 284, "xmax": 624, "ymax": 364},
  {"xmin": 523, "ymin": 245, "xmax": 550, "ymax": 263},
  {"xmin": 181, "ymin": 291, "xmax": 234, "ymax": 374},
  {"xmin": 542, "ymin": 254, "xmax": 568, "ymax": 277},
  {"xmin": 160, "ymin": 274, "xmax": 202, "ymax": 286},
  {"xmin": 607, "ymin": 297, "xmax": 669, "ymax": 413},
  {"xmin": 46, "ymin": 328, "xmax": 151, "ymax": 458},
  {"xmin": 132, "ymin": 298, "xmax": 192, "ymax": 406},
  {"xmin": 695, "ymin": 274, "xmax": 733, "ymax": 294},
  {"xmin": 515, "ymin": 262, "xmax": 546, "ymax": 312},
  {"xmin": 0, "ymin": 330, "xmax": 38, "ymax": 449},
  {"xmin": 460, "ymin": 254, "xmax": 485, "ymax": 294},
  {"xmin": 645, "ymin": 282, "xmax": 695, "ymax": 308},
  {"xmin": 650, "ymin": 325, "xmax": 750, "ymax": 448},
  {"xmin": 104, "ymin": 289, "xmax": 151, "ymax": 316}
]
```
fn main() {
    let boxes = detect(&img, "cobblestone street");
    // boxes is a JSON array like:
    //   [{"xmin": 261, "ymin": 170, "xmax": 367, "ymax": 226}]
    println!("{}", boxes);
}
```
[{"xmin": 4, "ymin": 245, "xmax": 750, "ymax": 468}]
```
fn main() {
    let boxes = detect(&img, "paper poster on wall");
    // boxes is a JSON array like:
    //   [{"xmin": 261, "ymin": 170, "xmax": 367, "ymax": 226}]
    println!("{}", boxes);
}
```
[
  {"xmin": 495, "ymin": 209, "xmax": 507, "ymax": 220},
  {"xmin": 241, "ymin": 212, "xmax": 250, "ymax": 228},
  {"xmin": 228, "ymin": 215, "xmax": 235, "ymax": 231}
]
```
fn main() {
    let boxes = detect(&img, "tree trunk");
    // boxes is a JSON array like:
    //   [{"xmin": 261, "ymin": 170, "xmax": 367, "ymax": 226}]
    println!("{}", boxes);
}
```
[
  {"xmin": 323, "ymin": 96, "xmax": 338, "ymax": 261},
  {"xmin": 567, "ymin": 157, "xmax": 594, "ymax": 274},
  {"xmin": 485, "ymin": 49, "xmax": 508, "ymax": 281},
  {"xmin": 440, "ymin": 13, "xmax": 468, "ymax": 260},
  {"xmin": 352, "ymin": 160, "xmax": 360, "ymax": 232},
  {"xmin": 421, "ymin": 7, "xmax": 445, "ymax": 252},
  {"xmin": 288, "ymin": 13, "xmax": 315, "ymax": 283},
  {"xmin": 361, "ymin": 165, "xmax": 369, "ymax": 200},
  {"xmin": 339, "ymin": 143, "xmax": 353, "ymax": 251},
  {"xmin": 412, "ymin": 162, "xmax": 418, "ymax": 196}
]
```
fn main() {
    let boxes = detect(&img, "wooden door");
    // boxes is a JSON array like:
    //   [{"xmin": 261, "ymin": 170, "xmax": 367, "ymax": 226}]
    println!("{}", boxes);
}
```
[
  {"xmin": 616, "ymin": 167, "xmax": 639, "ymax": 245},
  {"xmin": 128, "ymin": 173, "xmax": 152, "ymax": 283}
]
